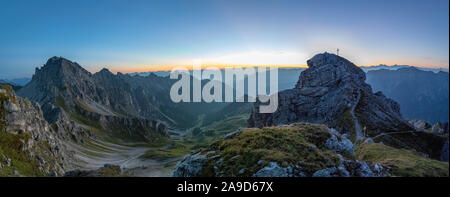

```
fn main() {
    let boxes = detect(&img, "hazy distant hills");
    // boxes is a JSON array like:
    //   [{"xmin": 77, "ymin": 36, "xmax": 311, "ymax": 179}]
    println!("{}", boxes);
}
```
[
  {"xmin": 0, "ymin": 77, "xmax": 31, "ymax": 86},
  {"xmin": 360, "ymin": 64, "xmax": 449, "ymax": 73},
  {"xmin": 129, "ymin": 68, "xmax": 305, "ymax": 92},
  {"xmin": 129, "ymin": 64, "xmax": 448, "ymax": 92},
  {"xmin": 0, "ymin": 79, "xmax": 22, "ymax": 91},
  {"xmin": 366, "ymin": 67, "xmax": 449, "ymax": 124},
  {"xmin": 129, "ymin": 71, "xmax": 171, "ymax": 78}
]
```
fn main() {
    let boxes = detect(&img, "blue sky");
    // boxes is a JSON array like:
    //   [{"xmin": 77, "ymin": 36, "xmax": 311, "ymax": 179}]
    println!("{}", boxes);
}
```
[{"xmin": 0, "ymin": 0, "xmax": 449, "ymax": 78}]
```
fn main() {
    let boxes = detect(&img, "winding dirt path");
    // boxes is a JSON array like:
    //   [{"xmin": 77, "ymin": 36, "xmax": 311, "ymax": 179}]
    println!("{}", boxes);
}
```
[{"xmin": 350, "ymin": 90, "xmax": 364, "ymax": 141}]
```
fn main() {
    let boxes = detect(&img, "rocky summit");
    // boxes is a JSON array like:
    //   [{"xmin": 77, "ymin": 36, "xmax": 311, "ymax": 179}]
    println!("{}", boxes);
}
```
[{"xmin": 249, "ymin": 52, "xmax": 413, "ymax": 140}]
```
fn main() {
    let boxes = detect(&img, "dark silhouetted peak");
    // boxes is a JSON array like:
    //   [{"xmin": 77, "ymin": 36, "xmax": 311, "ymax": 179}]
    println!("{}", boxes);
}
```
[
  {"xmin": 97, "ymin": 68, "xmax": 113, "ymax": 75},
  {"xmin": 46, "ymin": 56, "xmax": 67, "ymax": 64},
  {"xmin": 33, "ymin": 56, "xmax": 91, "ymax": 82},
  {"xmin": 94, "ymin": 68, "xmax": 119, "ymax": 83},
  {"xmin": 18, "ymin": 56, "xmax": 96, "ymax": 112}
]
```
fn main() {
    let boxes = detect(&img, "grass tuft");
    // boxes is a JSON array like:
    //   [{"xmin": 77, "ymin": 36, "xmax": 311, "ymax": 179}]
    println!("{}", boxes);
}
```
[{"xmin": 355, "ymin": 143, "xmax": 449, "ymax": 177}]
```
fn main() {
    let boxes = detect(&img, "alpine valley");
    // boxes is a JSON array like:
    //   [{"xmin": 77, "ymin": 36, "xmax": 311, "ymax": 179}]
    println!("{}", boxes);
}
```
[{"xmin": 0, "ymin": 53, "xmax": 448, "ymax": 177}]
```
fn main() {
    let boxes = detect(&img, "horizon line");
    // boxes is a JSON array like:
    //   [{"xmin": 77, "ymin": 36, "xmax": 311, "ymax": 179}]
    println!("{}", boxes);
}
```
[{"xmin": 102, "ymin": 64, "xmax": 449, "ymax": 75}]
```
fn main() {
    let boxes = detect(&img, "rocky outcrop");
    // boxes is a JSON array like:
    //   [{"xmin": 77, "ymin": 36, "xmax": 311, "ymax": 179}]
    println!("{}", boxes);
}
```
[
  {"xmin": 252, "ymin": 162, "xmax": 305, "ymax": 177},
  {"xmin": 408, "ymin": 120, "xmax": 448, "ymax": 135},
  {"xmin": 172, "ymin": 123, "xmax": 399, "ymax": 177},
  {"xmin": 76, "ymin": 107, "xmax": 169, "ymax": 140},
  {"xmin": 431, "ymin": 122, "xmax": 449, "ymax": 135},
  {"xmin": 325, "ymin": 128, "xmax": 354, "ymax": 155},
  {"xmin": 409, "ymin": 120, "xmax": 432, "ymax": 131},
  {"xmin": 171, "ymin": 151, "xmax": 220, "ymax": 177},
  {"xmin": 311, "ymin": 157, "xmax": 389, "ymax": 177},
  {"xmin": 64, "ymin": 164, "xmax": 122, "ymax": 177},
  {"xmin": 0, "ymin": 86, "xmax": 74, "ymax": 176},
  {"xmin": 51, "ymin": 109, "xmax": 93, "ymax": 143},
  {"xmin": 249, "ymin": 52, "xmax": 413, "ymax": 138},
  {"xmin": 311, "ymin": 150, "xmax": 390, "ymax": 177}
]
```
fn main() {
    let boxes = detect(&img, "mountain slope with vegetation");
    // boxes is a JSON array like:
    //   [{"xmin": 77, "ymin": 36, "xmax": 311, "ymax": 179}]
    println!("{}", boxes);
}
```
[
  {"xmin": 173, "ymin": 123, "xmax": 448, "ymax": 177},
  {"xmin": 1, "ymin": 85, "xmax": 73, "ymax": 176}
]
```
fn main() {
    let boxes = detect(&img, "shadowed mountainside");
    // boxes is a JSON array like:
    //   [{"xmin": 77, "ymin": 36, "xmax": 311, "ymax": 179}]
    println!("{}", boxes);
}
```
[{"xmin": 366, "ymin": 67, "xmax": 449, "ymax": 124}]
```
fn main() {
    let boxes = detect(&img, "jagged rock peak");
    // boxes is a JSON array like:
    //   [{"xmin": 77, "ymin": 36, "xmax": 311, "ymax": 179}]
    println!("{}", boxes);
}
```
[
  {"xmin": 34, "ymin": 56, "xmax": 91, "ymax": 80},
  {"xmin": 296, "ymin": 52, "xmax": 365, "ymax": 88},
  {"xmin": 249, "ymin": 52, "xmax": 413, "ymax": 137},
  {"xmin": 98, "ymin": 68, "xmax": 113, "ymax": 75}
]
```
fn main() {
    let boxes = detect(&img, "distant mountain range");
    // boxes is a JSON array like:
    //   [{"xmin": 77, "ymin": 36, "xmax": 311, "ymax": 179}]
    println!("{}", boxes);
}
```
[
  {"xmin": 128, "ymin": 71, "xmax": 171, "ymax": 78},
  {"xmin": 366, "ymin": 67, "xmax": 449, "ymax": 124},
  {"xmin": 360, "ymin": 64, "xmax": 449, "ymax": 73},
  {"xmin": 128, "ymin": 64, "xmax": 447, "ymax": 78},
  {"xmin": 3, "ymin": 64, "xmax": 445, "ymax": 88},
  {"xmin": 0, "ymin": 79, "xmax": 22, "ymax": 91},
  {"xmin": 2, "ymin": 62, "xmax": 448, "ymax": 125},
  {"xmin": 0, "ymin": 77, "xmax": 31, "ymax": 86}
]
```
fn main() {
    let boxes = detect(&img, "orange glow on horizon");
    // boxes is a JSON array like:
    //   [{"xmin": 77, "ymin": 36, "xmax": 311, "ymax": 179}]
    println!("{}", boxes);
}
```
[
  {"xmin": 111, "ymin": 64, "xmax": 309, "ymax": 74},
  {"xmin": 97, "ymin": 62, "xmax": 448, "ymax": 75}
]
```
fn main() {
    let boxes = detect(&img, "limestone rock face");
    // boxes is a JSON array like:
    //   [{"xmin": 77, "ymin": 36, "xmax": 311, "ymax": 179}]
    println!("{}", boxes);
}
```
[
  {"xmin": 1, "ymin": 89, "xmax": 74, "ymax": 175},
  {"xmin": 249, "ymin": 52, "xmax": 413, "ymax": 137},
  {"xmin": 325, "ymin": 129, "xmax": 354, "ymax": 155},
  {"xmin": 409, "ymin": 120, "xmax": 432, "ymax": 131},
  {"xmin": 17, "ymin": 57, "xmax": 168, "ymax": 142},
  {"xmin": 431, "ymin": 122, "xmax": 449, "ymax": 135}
]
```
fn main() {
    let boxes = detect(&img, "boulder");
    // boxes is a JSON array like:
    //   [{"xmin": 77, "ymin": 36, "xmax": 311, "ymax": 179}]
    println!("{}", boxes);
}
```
[{"xmin": 172, "ymin": 152, "xmax": 220, "ymax": 177}]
